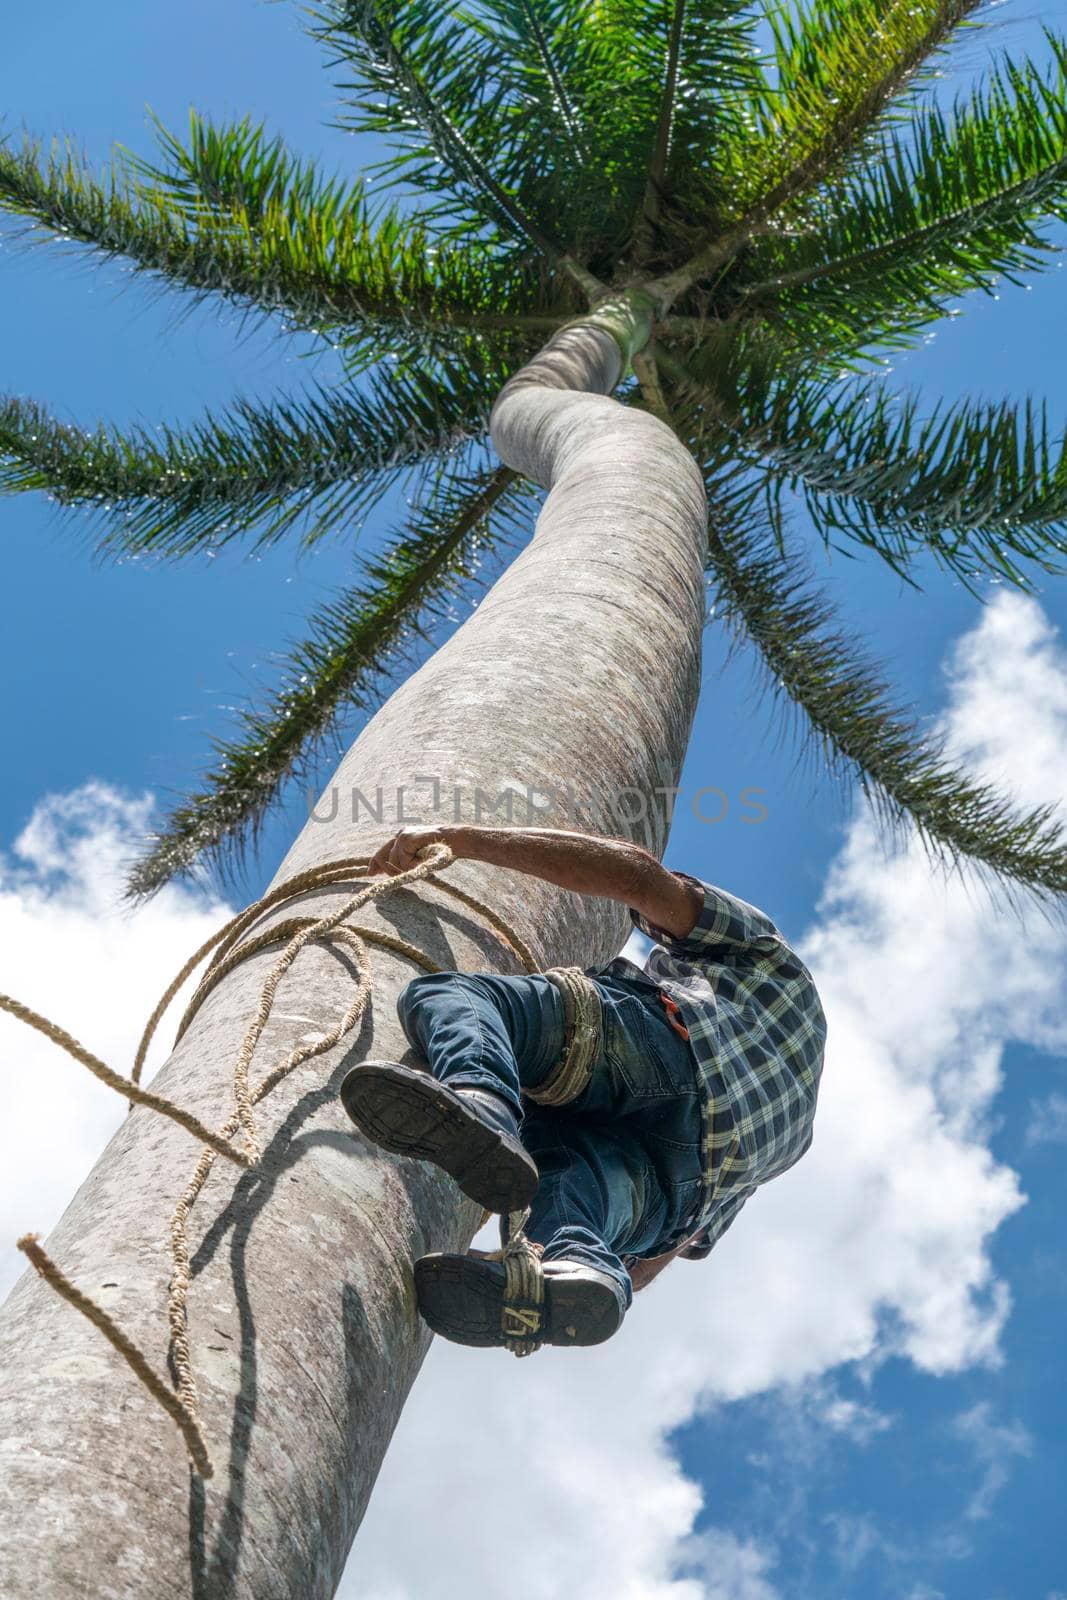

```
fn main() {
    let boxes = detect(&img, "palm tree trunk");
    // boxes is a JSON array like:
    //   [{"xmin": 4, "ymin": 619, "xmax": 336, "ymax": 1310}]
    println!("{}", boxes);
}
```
[{"xmin": 0, "ymin": 298, "xmax": 707, "ymax": 1599}]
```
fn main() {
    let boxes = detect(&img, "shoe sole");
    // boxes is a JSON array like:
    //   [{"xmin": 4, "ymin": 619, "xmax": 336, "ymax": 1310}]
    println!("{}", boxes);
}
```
[
  {"xmin": 414, "ymin": 1253, "xmax": 623, "ymax": 1349},
  {"xmin": 340, "ymin": 1062, "xmax": 539, "ymax": 1215}
]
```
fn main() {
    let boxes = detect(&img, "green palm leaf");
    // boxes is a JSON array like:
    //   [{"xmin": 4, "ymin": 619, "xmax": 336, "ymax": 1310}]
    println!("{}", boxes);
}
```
[
  {"xmin": 0, "ymin": 348, "xmax": 510, "ymax": 555},
  {"xmin": 473, "ymin": 1, "xmax": 593, "ymax": 171},
  {"xmin": 313, "ymin": 0, "xmax": 762, "ymax": 278},
  {"xmin": 733, "ymin": 33, "xmax": 1067, "ymax": 354},
  {"xmin": 457, "ymin": 0, "xmax": 647, "ymax": 266},
  {"xmin": 670, "ymin": 333, "xmax": 1067, "ymax": 590},
  {"xmin": 126, "ymin": 462, "xmax": 528, "ymax": 896},
  {"xmin": 0, "ymin": 123, "xmax": 563, "ymax": 367},
  {"xmin": 703, "ymin": 466, "xmax": 1067, "ymax": 905},
  {"xmin": 727, "ymin": 0, "xmax": 982, "ymax": 211},
  {"xmin": 658, "ymin": 0, "xmax": 983, "ymax": 301},
  {"xmin": 312, "ymin": 0, "xmax": 568, "ymax": 257},
  {"xmin": 123, "ymin": 108, "xmax": 357, "ymax": 224},
  {"xmin": 629, "ymin": 0, "xmax": 766, "ymax": 265}
]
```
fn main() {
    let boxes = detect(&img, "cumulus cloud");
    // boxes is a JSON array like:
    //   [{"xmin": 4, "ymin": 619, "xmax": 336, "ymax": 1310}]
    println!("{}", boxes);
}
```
[
  {"xmin": 0, "ymin": 782, "xmax": 231, "ymax": 1300},
  {"xmin": 1, "ymin": 592, "xmax": 1065, "ymax": 1600}
]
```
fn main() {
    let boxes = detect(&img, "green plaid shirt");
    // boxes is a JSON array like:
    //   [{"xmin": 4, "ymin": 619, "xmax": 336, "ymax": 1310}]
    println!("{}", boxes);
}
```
[{"xmin": 604, "ymin": 871, "xmax": 827, "ymax": 1260}]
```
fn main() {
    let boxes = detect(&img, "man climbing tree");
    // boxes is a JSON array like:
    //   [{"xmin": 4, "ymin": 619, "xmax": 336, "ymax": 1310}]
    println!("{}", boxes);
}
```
[
  {"xmin": 341, "ymin": 822, "xmax": 826, "ymax": 1352},
  {"xmin": 5, "ymin": 2, "xmax": 1067, "ymax": 1590}
]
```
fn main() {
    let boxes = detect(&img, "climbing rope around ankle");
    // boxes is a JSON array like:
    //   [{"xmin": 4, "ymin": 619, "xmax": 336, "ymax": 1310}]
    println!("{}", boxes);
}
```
[
  {"xmin": 1, "ymin": 843, "xmax": 555, "ymax": 1476},
  {"xmin": 496, "ymin": 1208, "xmax": 548, "ymax": 1356}
]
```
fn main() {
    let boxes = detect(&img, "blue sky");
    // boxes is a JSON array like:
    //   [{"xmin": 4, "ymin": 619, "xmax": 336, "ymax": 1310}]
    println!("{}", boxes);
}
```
[{"xmin": 2, "ymin": 5, "xmax": 1067, "ymax": 1598}]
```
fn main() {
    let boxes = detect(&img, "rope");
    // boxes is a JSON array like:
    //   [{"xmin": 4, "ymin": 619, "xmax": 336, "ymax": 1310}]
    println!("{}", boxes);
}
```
[
  {"xmin": 525, "ymin": 966, "xmax": 602, "ymax": 1107},
  {"xmin": 0, "ymin": 843, "xmax": 567, "ymax": 1476},
  {"xmin": 15, "ymin": 1231, "xmax": 214, "ymax": 1478},
  {"xmin": 0, "ymin": 995, "xmax": 258, "ymax": 1169},
  {"xmin": 498, "ymin": 1209, "xmax": 548, "ymax": 1356}
]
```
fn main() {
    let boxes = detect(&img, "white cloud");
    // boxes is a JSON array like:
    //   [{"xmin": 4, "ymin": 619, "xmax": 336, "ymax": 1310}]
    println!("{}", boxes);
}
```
[
  {"xmin": 818, "ymin": 1394, "xmax": 894, "ymax": 1446},
  {"xmin": 672, "ymin": 1531, "xmax": 781, "ymax": 1600},
  {"xmin": 2, "ymin": 591, "xmax": 1065, "ymax": 1600},
  {"xmin": 822, "ymin": 1512, "xmax": 899, "ymax": 1576},
  {"xmin": 1025, "ymin": 1090, "xmax": 1067, "ymax": 1146},
  {"xmin": 0, "ymin": 783, "xmax": 231, "ymax": 1300},
  {"xmin": 951, "ymin": 1400, "xmax": 1032, "ymax": 1522},
  {"xmin": 938, "ymin": 588, "xmax": 1067, "ymax": 830}
]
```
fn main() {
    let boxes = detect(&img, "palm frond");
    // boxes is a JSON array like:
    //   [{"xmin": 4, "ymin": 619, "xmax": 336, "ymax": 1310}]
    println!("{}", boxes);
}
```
[
  {"xmin": 657, "ymin": 0, "xmax": 983, "ymax": 302},
  {"xmin": 310, "ymin": 0, "xmax": 569, "ymax": 259},
  {"xmin": 703, "ymin": 465, "xmax": 1067, "ymax": 905},
  {"xmin": 126, "ymin": 462, "xmax": 529, "ymax": 896},
  {"xmin": 630, "ymin": 0, "xmax": 766, "ymax": 264},
  {"xmin": 669, "ymin": 333, "xmax": 1067, "ymax": 590},
  {"xmin": 459, "ymin": 0, "xmax": 595, "ymax": 174},
  {"xmin": 729, "ymin": 0, "xmax": 982, "ymax": 212},
  {"xmin": 312, "ymin": 0, "xmax": 761, "ymax": 279},
  {"xmin": 733, "ymin": 33, "xmax": 1067, "ymax": 354},
  {"xmin": 0, "ymin": 124, "xmax": 564, "ymax": 366},
  {"xmin": 485, "ymin": 1, "xmax": 591, "ymax": 169},
  {"xmin": 0, "ymin": 348, "xmax": 509, "ymax": 555},
  {"xmin": 123, "ymin": 107, "xmax": 358, "ymax": 225},
  {"xmin": 457, "ymin": 0, "xmax": 633, "ymax": 265}
]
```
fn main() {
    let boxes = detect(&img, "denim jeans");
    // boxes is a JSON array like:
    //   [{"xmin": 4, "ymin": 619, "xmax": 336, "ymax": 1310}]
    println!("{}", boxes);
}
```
[{"xmin": 396, "ymin": 969, "xmax": 705, "ymax": 1308}]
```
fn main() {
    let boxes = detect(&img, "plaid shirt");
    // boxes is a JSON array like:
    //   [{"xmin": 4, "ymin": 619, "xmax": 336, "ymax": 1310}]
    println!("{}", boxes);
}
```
[{"xmin": 599, "ymin": 871, "xmax": 827, "ymax": 1260}]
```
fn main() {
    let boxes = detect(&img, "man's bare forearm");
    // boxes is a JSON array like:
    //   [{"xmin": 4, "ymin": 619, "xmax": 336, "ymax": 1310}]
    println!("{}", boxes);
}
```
[
  {"xmin": 453, "ymin": 826, "xmax": 655, "ymax": 907},
  {"xmin": 367, "ymin": 823, "xmax": 701, "ymax": 939}
]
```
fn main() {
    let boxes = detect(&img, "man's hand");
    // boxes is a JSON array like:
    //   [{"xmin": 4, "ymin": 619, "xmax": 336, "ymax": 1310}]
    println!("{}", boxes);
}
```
[
  {"xmin": 366, "ymin": 825, "xmax": 450, "ymax": 877},
  {"xmin": 365, "ymin": 824, "xmax": 700, "ymax": 939}
]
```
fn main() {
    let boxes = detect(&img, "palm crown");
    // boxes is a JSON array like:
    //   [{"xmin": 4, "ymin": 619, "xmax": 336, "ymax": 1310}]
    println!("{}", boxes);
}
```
[{"xmin": 3, "ymin": 0, "xmax": 1067, "ymax": 904}]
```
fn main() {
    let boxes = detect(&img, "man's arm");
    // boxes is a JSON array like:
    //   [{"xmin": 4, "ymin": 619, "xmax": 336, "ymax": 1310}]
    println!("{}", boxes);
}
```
[{"xmin": 366, "ymin": 824, "xmax": 703, "ymax": 940}]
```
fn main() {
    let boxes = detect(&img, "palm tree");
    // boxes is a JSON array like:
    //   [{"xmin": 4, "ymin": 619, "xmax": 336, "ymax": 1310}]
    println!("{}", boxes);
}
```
[
  {"xmin": 4, "ymin": 1, "xmax": 1067, "ymax": 902},
  {"xmin": 2, "ymin": 3, "xmax": 1067, "ymax": 1595}
]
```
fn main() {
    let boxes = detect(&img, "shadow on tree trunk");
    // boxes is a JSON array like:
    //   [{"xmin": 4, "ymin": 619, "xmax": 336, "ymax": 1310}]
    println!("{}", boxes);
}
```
[{"xmin": 185, "ymin": 997, "xmax": 380, "ymax": 1599}]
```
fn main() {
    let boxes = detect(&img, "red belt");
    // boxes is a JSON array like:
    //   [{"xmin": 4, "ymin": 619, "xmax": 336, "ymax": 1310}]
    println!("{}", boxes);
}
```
[{"xmin": 657, "ymin": 991, "xmax": 690, "ymax": 1040}]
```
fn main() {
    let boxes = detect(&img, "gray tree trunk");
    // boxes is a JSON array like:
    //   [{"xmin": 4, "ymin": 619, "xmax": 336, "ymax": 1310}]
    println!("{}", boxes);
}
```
[{"xmin": 0, "ymin": 308, "xmax": 707, "ymax": 1598}]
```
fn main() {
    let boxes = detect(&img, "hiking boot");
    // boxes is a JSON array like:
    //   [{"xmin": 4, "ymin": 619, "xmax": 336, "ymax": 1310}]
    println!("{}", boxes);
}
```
[
  {"xmin": 414, "ymin": 1252, "xmax": 627, "ymax": 1350},
  {"xmin": 340, "ymin": 1060, "xmax": 539, "ymax": 1215}
]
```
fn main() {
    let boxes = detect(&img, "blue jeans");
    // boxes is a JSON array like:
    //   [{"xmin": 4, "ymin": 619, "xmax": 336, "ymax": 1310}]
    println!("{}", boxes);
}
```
[{"xmin": 396, "ymin": 969, "xmax": 705, "ymax": 1308}]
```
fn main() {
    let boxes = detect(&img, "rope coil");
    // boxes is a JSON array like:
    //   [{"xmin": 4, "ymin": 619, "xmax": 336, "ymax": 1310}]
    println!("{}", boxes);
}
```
[{"xmin": 1, "ymin": 844, "xmax": 554, "ymax": 1476}]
